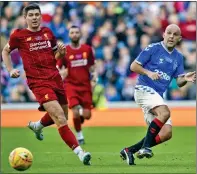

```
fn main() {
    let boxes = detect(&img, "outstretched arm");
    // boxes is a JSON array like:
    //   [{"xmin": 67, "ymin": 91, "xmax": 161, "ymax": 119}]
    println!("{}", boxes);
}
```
[
  {"xmin": 176, "ymin": 71, "xmax": 196, "ymax": 87},
  {"xmin": 2, "ymin": 43, "xmax": 20, "ymax": 78}
]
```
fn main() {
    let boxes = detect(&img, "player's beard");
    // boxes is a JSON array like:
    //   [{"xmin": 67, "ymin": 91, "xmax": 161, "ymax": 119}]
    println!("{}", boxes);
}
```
[{"xmin": 71, "ymin": 39, "xmax": 80, "ymax": 46}]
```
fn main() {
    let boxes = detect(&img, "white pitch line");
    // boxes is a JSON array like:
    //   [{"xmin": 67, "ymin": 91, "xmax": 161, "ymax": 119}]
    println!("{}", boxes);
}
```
[
  {"xmin": 2, "ymin": 151, "xmax": 195, "ymax": 155},
  {"xmin": 28, "ymin": 151, "xmax": 195, "ymax": 154}
]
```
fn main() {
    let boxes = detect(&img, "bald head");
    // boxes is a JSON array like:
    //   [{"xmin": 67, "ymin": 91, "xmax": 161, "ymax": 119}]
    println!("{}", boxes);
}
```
[
  {"xmin": 165, "ymin": 24, "xmax": 181, "ymax": 35},
  {"xmin": 163, "ymin": 24, "xmax": 182, "ymax": 51}
]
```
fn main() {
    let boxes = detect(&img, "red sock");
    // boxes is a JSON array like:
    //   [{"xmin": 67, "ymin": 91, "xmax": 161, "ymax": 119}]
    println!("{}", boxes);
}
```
[
  {"xmin": 155, "ymin": 134, "xmax": 161, "ymax": 145},
  {"xmin": 58, "ymin": 125, "xmax": 79, "ymax": 150},
  {"xmin": 73, "ymin": 117, "xmax": 81, "ymax": 132},
  {"xmin": 40, "ymin": 113, "xmax": 54, "ymax": 127},
  {"xmin": 142, "ymin": 118, "xmax": 164, "ymax": 148}
]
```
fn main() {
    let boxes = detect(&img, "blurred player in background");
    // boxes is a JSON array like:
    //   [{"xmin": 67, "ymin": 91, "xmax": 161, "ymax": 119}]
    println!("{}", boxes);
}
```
[
  {"xmin": 2, "ymin": 3, "xmax": 91, "ymax": 165},
  {"xmin": 120, "ymin": 24, "xmax": 196, "ymax": 165},
  {"xmin": 57, "ymin": 26, "xmax": 97, "ymax": 145}
]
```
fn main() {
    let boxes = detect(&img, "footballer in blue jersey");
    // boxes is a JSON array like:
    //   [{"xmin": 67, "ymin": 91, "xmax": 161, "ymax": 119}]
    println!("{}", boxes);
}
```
[
  {"xmin": 135, "ymin": 41, "xmax": 185, "ymax": 97},
  {"xmin": 120, "ymin": 24, "xmax": 196, "ymax": 165}
]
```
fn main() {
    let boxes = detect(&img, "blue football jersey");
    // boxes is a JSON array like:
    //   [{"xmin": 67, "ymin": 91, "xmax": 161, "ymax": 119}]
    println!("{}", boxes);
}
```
[{"xmin": 135, "ymin": 41, "xmax": 185, "ymax": 97}]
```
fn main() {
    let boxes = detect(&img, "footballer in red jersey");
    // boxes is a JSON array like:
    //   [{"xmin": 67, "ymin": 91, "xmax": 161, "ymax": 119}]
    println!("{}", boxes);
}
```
[
  {"xmin": 57, "ymin": 26, "xmax": 97, "ymax": 145},
  {"xmin": 2, "ymin": 3, "xmax": 91, "ymax": 165}
]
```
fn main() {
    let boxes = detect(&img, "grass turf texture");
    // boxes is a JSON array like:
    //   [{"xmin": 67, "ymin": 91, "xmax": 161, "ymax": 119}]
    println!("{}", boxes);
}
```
[{"xmin": 1, "ymin": 127, "xmax": 196, "ymax": 173}]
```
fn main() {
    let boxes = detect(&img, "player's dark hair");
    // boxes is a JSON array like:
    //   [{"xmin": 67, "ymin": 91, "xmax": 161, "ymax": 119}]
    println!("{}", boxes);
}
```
[
  {"xmin": 69, "ymin": 25, "xmax": 80, "ymax": 30},
  {"xmin": 23, "ymin": 3, "xmax": 41, "ymax": 16}
]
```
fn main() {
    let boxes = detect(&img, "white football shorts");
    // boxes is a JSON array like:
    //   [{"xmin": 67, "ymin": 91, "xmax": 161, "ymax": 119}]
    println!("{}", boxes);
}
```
[{"xmin": 134, "ymin": 85, "xmax": 172, "ymax": 126}]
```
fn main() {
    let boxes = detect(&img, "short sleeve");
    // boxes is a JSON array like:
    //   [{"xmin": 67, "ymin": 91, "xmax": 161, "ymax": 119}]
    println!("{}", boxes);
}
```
[
  {"xmin": 88, "ymin": 47, "xmax": 95, "ymax": 66},
  {"xmin": 8, "ymin": 30, "xmax": 19, "ymax": 51},
  {"xmin": 173, "ymin": 55, "xmax": 185, "ymax": 78},
  {"xmin": 47, "ymin": 28, "xmax": 57, "ymax": 51},
  {"xmin": 135, "ymin": 44, "xmax": 155, "ymax": 66}
]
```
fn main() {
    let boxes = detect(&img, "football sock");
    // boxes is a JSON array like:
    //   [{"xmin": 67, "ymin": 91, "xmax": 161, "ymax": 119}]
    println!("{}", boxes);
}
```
[
  {"xmin": 40, "ymin": 113, "xmax": 54, "ymax": 127},
  {"xmin": 73, "ymin": 146, "xmax": 86, "ymax": 161},
  {"xmin": 76, "ymin": 131, "xmax": 84, "ymax": 140},
  {"xmin": 127, "ymin": 135, "xmax": 161, "ymax": 153},
  {"xmin": 58, "ymin": 125, "xmax": 79, "ymax": 150},
  {"xmin": 127, "ymin": 137, "xmax": 145, "ymax": 153},
  {"xmin": 142, "ymin": 118, "xmax": 164, "ymax": 148},
  {"xmin": 73, "ymin": 117, "xmax": 81, "ymax": 132},
  {"xmin": 73, "ymin": 146, "xmax": 83, "ymax": 155}
]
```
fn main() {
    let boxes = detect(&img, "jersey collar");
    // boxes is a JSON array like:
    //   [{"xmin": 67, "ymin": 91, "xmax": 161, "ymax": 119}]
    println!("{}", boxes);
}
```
[
  {"xmin": 69, "ymin": 44, "xmax": 82, "ymax": 50},
  {"xmin": 161, "ymin": 41, "xmax": 174, "ymax": 54}
]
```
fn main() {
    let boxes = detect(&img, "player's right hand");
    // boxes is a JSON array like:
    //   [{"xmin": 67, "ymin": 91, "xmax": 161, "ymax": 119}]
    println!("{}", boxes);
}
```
[
  {"xmin": 9, "ymin": 69, "xmax": 20, "ymax": 78},
  {"xmin": 147, "ymin": 71, "xmax": 160, "ymax": 80}
]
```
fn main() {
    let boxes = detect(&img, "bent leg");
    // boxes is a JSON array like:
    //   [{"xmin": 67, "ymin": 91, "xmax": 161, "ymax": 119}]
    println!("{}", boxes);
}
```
[
  {"xmin": 133, "ymin": 87, "xmax": 171, "ymax": 158},
  {"xmin": 127, "ymin": 124, "xmax": 172, "ymax": 153},
  {"xmin": 141, "ymin": 105, "xmax": 171, "ymax": 148}
]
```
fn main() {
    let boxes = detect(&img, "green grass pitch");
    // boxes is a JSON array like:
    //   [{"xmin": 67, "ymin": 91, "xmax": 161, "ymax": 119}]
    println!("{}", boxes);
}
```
[{"xmin": 1, "ymin": 127, "xmax": 196, "ymax": 173}]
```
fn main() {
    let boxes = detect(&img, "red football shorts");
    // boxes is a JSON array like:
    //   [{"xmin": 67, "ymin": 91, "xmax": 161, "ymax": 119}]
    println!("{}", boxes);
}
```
[
  {"xmin": 30, "ymin": 77, "xmax": 67, "ymax": 111},
  {"xmin": 66, "ymin": 87, "xmax": 92, "ymax": 110}
]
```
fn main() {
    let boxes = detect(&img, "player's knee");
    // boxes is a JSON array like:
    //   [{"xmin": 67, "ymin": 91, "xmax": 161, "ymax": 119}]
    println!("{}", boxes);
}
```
[
  {"xmin": 161, "ymin": 107, "xmax": 170, "ymax": 122},
  {"xmin": 72, "ymin": 108, "xmax": 80, "ymax": 118},
  {"xmin": 62, "ymin": 107, "xmax": 68, "ymax": 120},
  {"xmin": 55, "ymin": 110, "xmax": 67, "ymax": 124},
  {"xmin": 57, "ymin": 116, "xmax": 67, "ymax": 125},
  {"xmin": 84, "ymin": 110, "xmax": 91, "ymax": 120}
]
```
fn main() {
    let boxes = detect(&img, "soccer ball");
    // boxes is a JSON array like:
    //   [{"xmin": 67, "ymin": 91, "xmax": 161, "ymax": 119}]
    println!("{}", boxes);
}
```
[{"xmin": 9, "ymin": 147, "xmax": 33, "ymax": 171}]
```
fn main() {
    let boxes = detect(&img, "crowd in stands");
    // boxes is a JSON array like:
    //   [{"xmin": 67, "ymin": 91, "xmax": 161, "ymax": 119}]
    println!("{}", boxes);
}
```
[{"xmin": 1, "ymin": 1, "xmax": 196, "ymax": 103}]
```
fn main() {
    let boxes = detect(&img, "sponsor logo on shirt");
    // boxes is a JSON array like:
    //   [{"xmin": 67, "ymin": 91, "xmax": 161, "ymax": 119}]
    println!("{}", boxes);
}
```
[
  {"xmin": 165, "ymin": 57, "xmax": 173, "ymax": 63},
  {"xmin": 76, "ymin": 54, "xmax": 82, "ymax": 59},
  {"xmin": 154, "ymin": 69, "xmax": 170, "ymax": 81},
  {"xmin": 29, "ymin": 41, "xmax": 51, "ymax": 51},
  {"xmin": 71, "ymin": 59, "xmax": 87, "ymax": 67}
]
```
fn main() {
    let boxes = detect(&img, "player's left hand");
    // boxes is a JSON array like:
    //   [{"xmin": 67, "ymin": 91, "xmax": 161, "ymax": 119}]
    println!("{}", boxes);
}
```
[{"xmin": 184, "ymin": 71, "xmax": 196, "ymax": 83}]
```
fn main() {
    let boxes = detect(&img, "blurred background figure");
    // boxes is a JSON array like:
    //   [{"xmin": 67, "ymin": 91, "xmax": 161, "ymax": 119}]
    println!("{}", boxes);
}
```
[{"xmin": 1, "ymin": 1, "xmax": 196, "ymax": 103}]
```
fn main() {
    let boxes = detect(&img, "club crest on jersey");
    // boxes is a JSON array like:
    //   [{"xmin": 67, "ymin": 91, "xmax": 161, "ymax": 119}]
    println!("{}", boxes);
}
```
[
  {"xmin": 35, "ymin": 36, "xmax": 42, "ymax": 41},
  {"xmin": 83, "ymin": 52, "xmax": 87, "ymax": 59},
  {"xmin": 165, "ymin": 57, "xmax": 173, "ymax": 63},
  {"xmin": 26, "ymin": 37, "xmax": 32, "ymax": 41},
  {"xmin": 173, "ymin": 61, "xmax": 178, "ymax": 70},
  {"xmin": 69, "ymin": 55, "xmax": 74, "ymax": 59}
]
